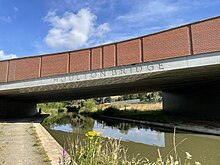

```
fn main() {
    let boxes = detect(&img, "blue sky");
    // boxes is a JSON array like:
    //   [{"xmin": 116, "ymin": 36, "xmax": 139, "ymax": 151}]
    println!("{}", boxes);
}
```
[{"xmin": 0, "ymin": 0, "xmax": 220, "ymax": 60}]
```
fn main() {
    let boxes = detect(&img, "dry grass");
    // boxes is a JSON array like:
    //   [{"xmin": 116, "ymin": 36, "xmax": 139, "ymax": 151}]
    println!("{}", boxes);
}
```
[
  {"xmin": 29, "ymin": 125, "xmax": 51, "ymax": 164},
  {"xmin": 97, "ymin": 103, "xmax": 162, "ymax": 111},
  {"xmin": 63, "ymin": 131, "xmax": 201, "ymax": 165}
]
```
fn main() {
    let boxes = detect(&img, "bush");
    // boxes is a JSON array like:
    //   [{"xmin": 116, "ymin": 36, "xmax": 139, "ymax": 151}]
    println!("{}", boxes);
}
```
[
  {"xmin": 80, "ymin": 99, "xmax": 97, "ymax": 113},
  {"xmin": 102, "ymin": 106, "xmax": 120, "ymax": 116}
]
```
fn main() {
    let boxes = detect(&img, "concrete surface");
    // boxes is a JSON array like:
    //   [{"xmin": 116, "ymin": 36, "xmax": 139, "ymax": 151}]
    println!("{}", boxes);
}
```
[
  {"xmin": 34, "ymin": 123, "xmax": 63, "ymax": 165},
  {"xmin": 0, "ymin": 122, "xmax": 49, "ymax": 165}
]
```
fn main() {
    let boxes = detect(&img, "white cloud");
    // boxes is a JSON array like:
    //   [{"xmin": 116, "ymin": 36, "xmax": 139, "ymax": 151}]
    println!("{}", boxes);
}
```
[
  {"xmin": 94, "ymin": 23, "xmax": 110, "ymax": 37},
  {"xmin": 0, "ymin": 16, "xmax": 11, "ymax": 23},
  {"xmin": 0, "ymin": 50, "xmax": 17, "ymax": 60},
  {"xmin": 43, "ymin": 8, "xmax": 110, "ymax": 49},
  {"xmin": 116, "ymin": 0, "xmax": 177, "ymax": 23}
]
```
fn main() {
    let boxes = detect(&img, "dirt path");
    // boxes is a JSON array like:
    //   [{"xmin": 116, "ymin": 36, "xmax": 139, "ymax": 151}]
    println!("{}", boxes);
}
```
[{"xmin": 0, "ymin": 122, "xmax": 50, "ymax": 165}]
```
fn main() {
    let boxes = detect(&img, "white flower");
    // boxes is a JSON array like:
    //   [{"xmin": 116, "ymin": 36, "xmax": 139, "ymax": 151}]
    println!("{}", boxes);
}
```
[
  {"xmin": 185, "ymin": 152, "xmax": 192, "ymax": 160},
  {"xmin": 174, "ymin": 161, "xmax": 179, "ymax": 165}
]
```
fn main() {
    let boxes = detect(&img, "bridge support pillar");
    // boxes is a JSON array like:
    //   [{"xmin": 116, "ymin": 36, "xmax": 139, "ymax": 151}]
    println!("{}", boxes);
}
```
[
  {"xmin": 162, "ymin": 85, "xmax": 220, "ymax": 119},
  {"xmin": 0, "ymin": 98, "xmax": 37, "ymax": 118}
]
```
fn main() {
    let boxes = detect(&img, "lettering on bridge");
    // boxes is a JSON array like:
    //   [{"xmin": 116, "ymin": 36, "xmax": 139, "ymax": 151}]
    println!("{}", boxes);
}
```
[
  {"xmin": 19, "ymin": 63, "xmax": 164, "ymax": 93},
  {"xmin": 51, "ymin": 63, "xmax": 164, "ymax": 84}
]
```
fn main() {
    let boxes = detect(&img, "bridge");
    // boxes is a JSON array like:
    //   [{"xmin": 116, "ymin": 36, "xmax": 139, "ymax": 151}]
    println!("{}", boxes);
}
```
[{"xmin": 1, "ymin": 16, "xmax": 220, "ymax": 117}]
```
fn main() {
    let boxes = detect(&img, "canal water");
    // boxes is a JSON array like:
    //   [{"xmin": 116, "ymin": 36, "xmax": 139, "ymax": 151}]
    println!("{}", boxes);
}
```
[{"xmin": 42, "ymin": 112, "xmax": 220, "ymax": 164}]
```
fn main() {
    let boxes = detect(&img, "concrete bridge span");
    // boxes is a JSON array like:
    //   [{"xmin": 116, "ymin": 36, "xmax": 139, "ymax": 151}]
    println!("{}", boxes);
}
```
[{"xmin": 1, "ymin": 16, "xmax": 220, "ymax": 117}]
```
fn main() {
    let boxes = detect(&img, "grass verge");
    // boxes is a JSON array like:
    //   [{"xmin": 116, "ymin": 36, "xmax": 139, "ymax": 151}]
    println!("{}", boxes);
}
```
[{"xmin": 29, "ymin": 125, "xmax": 51, "ymax": 164}]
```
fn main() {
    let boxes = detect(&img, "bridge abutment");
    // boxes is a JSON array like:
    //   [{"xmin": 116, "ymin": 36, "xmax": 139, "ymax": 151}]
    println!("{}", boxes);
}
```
[
  {"xmin": 0, "ymin": 98, "xmax": 37, "ymax": 118},
  {"xmin": 163, "ymin": 84, "xmax": 220, "ymax": 119}
]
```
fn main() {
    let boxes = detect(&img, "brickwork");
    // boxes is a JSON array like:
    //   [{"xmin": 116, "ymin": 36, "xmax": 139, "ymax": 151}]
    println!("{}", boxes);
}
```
[
  {"xmin": 1, "ymin": 17, "xmax": 220, "ymax": 82},
  {"xmin": 91, "ymin": 48, "xmax": 102, "ymax": 70},
  {"xmin": 14, "ymin": 57, "xmax": 40, "ymax": 81},
  {"xmin": 117, "ymin": 39, "xmax": 141, "ymax": 66},
  {"xmin": 103, "ymin": 44, "xmax": 116, "ymax": 68},
  {"xmin": 41, "ymin": 53, "xmax": 68, "ymax": 77},
  {"xmin": 70, "ymin": 50, "xmax": 90, "ymax": 72},
  {"xmin": 8, "ymin": 60, "xmax": 16, "ymax": 81},
  {"xmin": 191, "ymin": 18, "xmax": 220, "ymax": 54},
  {"xmin": 143, "ymin": 27, "xmax": 191, "ymax": 62},
  {"xmin": 0, "ymin": 61, "xmax": 8, "ymax": 83}
]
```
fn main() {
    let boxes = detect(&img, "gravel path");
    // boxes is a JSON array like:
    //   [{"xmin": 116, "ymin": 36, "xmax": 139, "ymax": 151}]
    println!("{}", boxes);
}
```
[{"xmin": 0, "ymin": 122, "xmax": 50, "ymax": 165}]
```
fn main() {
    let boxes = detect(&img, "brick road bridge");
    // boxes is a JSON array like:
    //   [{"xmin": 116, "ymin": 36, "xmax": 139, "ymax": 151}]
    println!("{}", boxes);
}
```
[{"xmin": 1, "ymin": 16, "xmax": 220, "ymax": 117}]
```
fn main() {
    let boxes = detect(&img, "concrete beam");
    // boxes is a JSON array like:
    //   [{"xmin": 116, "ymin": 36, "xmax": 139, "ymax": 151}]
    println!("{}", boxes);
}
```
[{"xmin": 1, "ymin": 51, "xmax": 220, "ymax": 92}]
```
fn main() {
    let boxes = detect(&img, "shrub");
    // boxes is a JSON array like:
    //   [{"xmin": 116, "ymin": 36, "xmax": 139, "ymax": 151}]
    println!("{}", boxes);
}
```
[
  {"xmin": 80, "ymin": 99, "xmax": 97, "ymax": 113},
  {"xmin": 102, "ymin": 106, "xmax": 120, "ymax": 116}
]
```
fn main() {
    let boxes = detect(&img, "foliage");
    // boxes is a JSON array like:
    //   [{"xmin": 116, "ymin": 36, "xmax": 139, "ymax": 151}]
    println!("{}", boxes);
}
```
[
  {"xmin": 60, "ymin": 131, "xmax": 201, "ymax": 165},
  {"xmin": 102, "ymin": 106, "xmax": 120, "ymax": 116},
  {"xmin": 42, "ymin": 112, "xmax": 71, "ymax": 128},
  {"xmin": 90, "ymin": 106, "xmax": 175, "ymax": 123},
  {"xmin": 38, "ymin": 102, "xmax": 66, "ymax": 111},
  {"xmin": 65, "ymin": 100, "xmax": 85, "ymax": 113},
  {"xmin": 79, "ymin": 99, "xmax": 97, "ymax": 113},
  {"xmin": 121, "ymin": 92, "xmax": 162, "ymax": 102},
  {"xmin": 38, "ymin": 102, "xmax": 70, "ymax": 128}
]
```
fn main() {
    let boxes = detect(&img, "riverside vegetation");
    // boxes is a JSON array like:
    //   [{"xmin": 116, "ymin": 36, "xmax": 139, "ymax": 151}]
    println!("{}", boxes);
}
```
[
  {"xmin": 59, "ymin": 130, "xmax": 201, "ymax": 165},
  {"xmin": 38, "ymin": 99, "xmax": 203, "ymax": 165},
  {"xmin": 38, "ymin": 98, "xmax": 173, "ymax": 124}
]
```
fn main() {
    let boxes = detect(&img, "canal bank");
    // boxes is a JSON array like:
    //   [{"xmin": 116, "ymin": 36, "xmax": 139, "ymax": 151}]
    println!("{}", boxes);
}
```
[
  {"xmin": 33, "ymin": 123, "xmax": 64, "ymax": 165},
  {"xmin": 97, "ymin": 115, "xmax": 220, "ymax": 136},
  {"xmin": 85, "ymin": 105, "xmax": 220, "ymax": 135}
]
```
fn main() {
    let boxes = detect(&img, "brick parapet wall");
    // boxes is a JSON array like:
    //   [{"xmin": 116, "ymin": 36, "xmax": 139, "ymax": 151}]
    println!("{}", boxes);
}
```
[{"xmin": 0, "ymin": 16, "xmax": 219, "ymax": 83}]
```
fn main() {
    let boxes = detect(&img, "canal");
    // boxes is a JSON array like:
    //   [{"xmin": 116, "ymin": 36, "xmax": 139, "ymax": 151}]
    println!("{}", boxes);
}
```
[{"xmin": 42, "ymin": 112, "xmax": 220, "ymax": 164}]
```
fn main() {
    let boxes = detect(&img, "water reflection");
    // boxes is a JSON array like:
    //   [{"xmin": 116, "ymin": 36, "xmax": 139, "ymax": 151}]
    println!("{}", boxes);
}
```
[
  {"xmin": 44, "ymin": 112, "xmax": 165, "ymax": 146},
  {"xmin": 43, "ymin": 112, "xmax": 220, "ymax": 164},
  {"xmin": 91, "ymin": 121, "xmax": 165, "ymax": 147},
  {"xmin": 44, "ymin": 113, "xmax": 95, "ymax": 134}
]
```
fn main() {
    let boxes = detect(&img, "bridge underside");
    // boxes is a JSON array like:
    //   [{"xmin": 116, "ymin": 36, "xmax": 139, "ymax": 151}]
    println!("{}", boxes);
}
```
[
  {"xmin": 1, "ymin": 52, "xmax": 220, "ymax": 118},
  {"xmin": 163, "ymin": 83, "xmax": 220, "ymax": 119},
  {"xmin": 0, "ymin": 98, "xmax": 36, "ymax": 118}
]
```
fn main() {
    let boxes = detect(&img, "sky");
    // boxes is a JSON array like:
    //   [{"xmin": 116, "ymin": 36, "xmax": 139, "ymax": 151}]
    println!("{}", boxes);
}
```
[{"xmin": 0, "ymin": 0, "xmax": 220, "ymax": 60}]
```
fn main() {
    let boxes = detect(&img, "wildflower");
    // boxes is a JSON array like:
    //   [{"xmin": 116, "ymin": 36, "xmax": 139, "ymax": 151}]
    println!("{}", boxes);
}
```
[
  {"xmin": 185, "ymin": 152, "xmax": 192, "ymax": 160},
  {"xmin": 62, "ymin": 146, "xmax": 67, "ymax": 158},
  {"xmin": 195, "ymin": 162, "xmax": 201, "ymax": 165},
  {"xmin": 174, "ymin": 161, "xmax": 179, "ymax": 165},
  {"xmin": 85, "ymin": 131, "xmax": 98, "ymax": 138}
]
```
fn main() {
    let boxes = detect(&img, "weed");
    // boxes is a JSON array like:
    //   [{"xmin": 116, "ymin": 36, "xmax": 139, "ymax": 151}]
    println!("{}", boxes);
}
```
[
  {"xmin": 29, "ymin": 124, "xmax": 51, "ymax": 164},
  {"xmin": 59, "ymin": 130, "xmax": 201, "ymax": 165}
]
